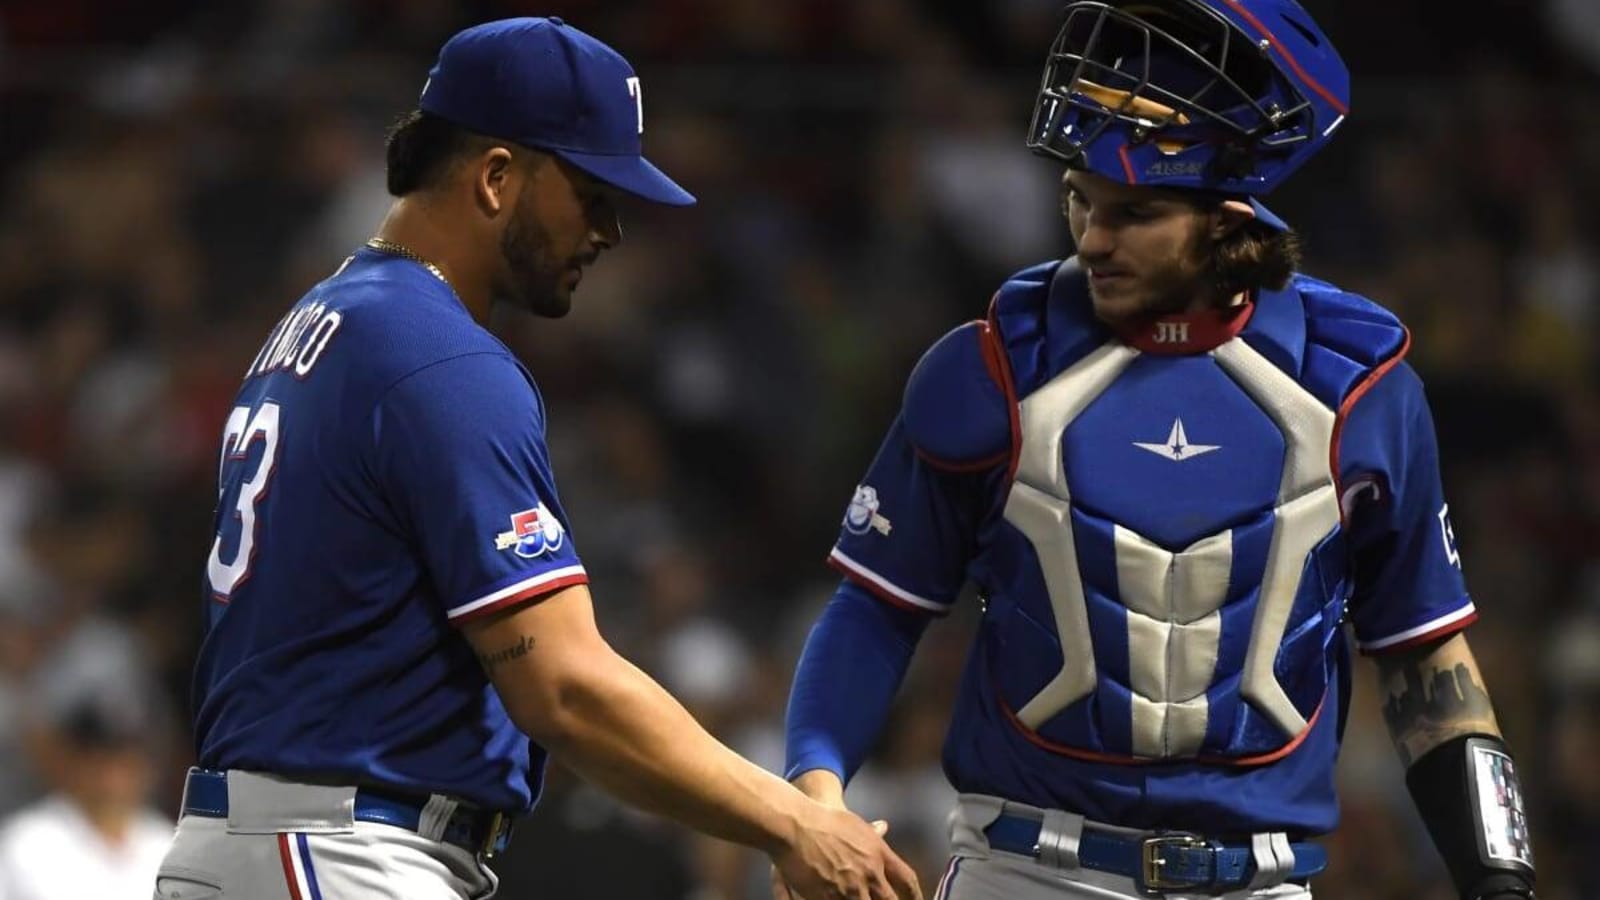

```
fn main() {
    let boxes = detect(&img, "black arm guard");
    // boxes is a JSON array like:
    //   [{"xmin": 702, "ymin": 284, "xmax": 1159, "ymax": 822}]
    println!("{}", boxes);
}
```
[{"xmin": 1406, "ymin": 734, "xmax": 1537, "ymax": 900}]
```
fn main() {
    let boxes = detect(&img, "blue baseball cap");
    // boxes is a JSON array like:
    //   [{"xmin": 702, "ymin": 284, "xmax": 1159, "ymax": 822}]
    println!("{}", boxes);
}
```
[{"xmin": 419, "ymin": 17, "xmax": 695, "ymax": 207}]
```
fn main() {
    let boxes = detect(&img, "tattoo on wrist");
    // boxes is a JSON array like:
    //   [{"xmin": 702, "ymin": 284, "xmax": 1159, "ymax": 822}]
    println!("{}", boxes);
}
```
[
  {"xmin": 477, "ymin": 634, "xmax": 535, "ymax": 672},
  {"xmin": 1380, "ymin": 660, "xmax": 1498, "ymax": 767}
]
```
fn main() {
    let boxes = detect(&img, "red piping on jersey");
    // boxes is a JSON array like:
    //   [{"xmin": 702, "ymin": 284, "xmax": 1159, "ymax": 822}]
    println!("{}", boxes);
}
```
[
  {"xmin": 278, "ymin": 833, "xmax": 305, "ymax": 900},
  {"xmin": 1361, "ymin": 610, "xmax": 1478, "ymax": 656},
  {"xmin": 827, "ymin": 555, "xmax": 944, "ymax": 617},
  {"xmin": 998, "ymin": 691, "xmax": 1326, "ymax": 767},
  {"xmin": 1329, "ymin": 328, "xmax": 1412, "ymax": 527},
  {"xmin": 982, "ymin": 296, "xmax": 1025, "ymax": 488},
  {"xmin": 451, "ymin": 572, "xmax": 590, "ymax": 625},
  {"xmin": 1217, "ymin": 0, "xmax": 1348, "ymax": 116},
  {"xmin": 1117, "ymin": 144, "xmax": 1138, "ymax": 184}
]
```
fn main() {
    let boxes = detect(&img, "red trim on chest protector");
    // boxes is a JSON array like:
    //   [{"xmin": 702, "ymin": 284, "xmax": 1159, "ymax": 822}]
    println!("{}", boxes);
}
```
[
  {"xmin": 1329, "ymin": 327, "xmax": 1412, "ymax": 527},
  {"xmin": 981, "ymin": 299, "xmax": 1025, "ymax": 486},
  {"xmin": 1112, "ymin": 301, "xmax": 1255, "ymax": 355},
  {"xmin": 905, "ymin": 320, "xmax": 1015, "ymax": 474},
  {"xmin": 998, "ymin": 689, "xmax": 1325, "ymax": 767}
]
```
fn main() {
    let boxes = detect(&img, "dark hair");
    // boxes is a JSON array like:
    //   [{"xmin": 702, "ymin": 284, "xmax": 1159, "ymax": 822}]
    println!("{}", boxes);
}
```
[
  {"xmin": 384, "ymin": 109, "xmax": 495, "ymax": 196},
  {"xmin": 1210, "ymin": 219, "xmax": 1303, "ymax": 300}
]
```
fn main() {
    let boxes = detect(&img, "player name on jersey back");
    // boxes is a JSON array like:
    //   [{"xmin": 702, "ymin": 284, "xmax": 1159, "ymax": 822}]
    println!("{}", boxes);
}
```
[{"xmin": 244, "ymin": 300, "xmax": 345, "ymax": 381}]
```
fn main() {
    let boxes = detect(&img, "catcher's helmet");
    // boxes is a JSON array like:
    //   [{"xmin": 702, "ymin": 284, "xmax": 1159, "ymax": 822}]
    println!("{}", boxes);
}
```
[{"xmin": 1028, "ymin": 0, "xmax": 1348, "ymax": 218}]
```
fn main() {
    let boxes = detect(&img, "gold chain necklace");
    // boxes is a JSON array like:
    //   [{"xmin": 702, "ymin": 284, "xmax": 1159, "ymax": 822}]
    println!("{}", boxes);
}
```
[{"xmin": 365, "ymin": 238, "xmax": 453, "ymax": 290}]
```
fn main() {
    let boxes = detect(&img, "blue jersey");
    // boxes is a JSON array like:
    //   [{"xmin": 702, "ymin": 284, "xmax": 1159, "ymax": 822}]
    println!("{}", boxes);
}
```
[
  {"xmin": 193, "ymin": 248, "xmax": 588, "ymax": 812},
  {"xmin": 826, "ymin": 259, "xmax": 1474, "ymax": 835}
]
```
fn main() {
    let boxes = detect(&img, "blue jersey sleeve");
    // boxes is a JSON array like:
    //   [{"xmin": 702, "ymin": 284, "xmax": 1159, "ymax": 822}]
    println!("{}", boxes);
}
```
[
  {"xmin": 1339, "ymin": 361, "xmax": 1475, "ymax": 653},
  {"xmin": 371, "ymin": 352, "xmax": 588, "ymax": 624},
  {"xmin": 828, "ymin": 322, "xmax": 1009, "ymax": 614},
  {"xmin": 828, "ymin": 417, "xmax": 998, "ymax": 615}
]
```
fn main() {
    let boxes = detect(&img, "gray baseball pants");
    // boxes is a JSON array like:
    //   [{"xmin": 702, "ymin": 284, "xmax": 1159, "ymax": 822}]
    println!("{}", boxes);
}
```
[
  {"xmin": 934, "ymin": 794, "xmax": 1314, "ymax": 900},
  {"xmin": 152, "ymin": 773, "xmax": 497, "ymax": 900}
]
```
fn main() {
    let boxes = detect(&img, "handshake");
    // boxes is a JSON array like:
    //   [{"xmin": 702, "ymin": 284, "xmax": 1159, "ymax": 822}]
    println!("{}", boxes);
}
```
[{"xmin": 766, "ymin": 770, "xmax": 922, "ymax": 900}]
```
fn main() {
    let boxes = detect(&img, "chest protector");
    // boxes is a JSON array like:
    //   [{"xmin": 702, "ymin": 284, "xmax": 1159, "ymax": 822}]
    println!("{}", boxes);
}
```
[{"xmin": 973, "ymin": 259, "xmax": 1406, "ymax": 763}]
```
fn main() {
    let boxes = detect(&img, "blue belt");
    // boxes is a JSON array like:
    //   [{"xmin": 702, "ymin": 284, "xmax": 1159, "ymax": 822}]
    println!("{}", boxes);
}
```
[
  {"xmin": 984, "ymin": 811, "xmax": 1326, "ymax": 895},
  {"xmin": 181, "ymin": 768, "xmax": 514, "ymax": 857}
]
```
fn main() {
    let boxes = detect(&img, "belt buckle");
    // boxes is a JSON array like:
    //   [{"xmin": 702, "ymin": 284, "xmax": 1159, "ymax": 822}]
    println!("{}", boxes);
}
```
[
  {"xmin": 480, "ymin": 811, "xmax": 508, "ymax": 858},
  {"xmin": 1138, "ymin": 833, "xmax": 1210, "ymax": 895}
]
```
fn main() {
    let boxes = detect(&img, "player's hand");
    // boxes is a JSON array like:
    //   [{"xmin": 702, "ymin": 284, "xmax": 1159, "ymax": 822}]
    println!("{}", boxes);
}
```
[
  {"xmin": 771, "ymin": 820, "xmax": 895, "ymax": 900},
  {"xmin": 770, "ymin": 805, "xmax": 921, "ymax": 900}
]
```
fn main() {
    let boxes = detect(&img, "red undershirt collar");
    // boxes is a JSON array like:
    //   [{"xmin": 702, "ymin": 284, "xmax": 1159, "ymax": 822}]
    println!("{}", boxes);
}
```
[{"xmin": 1111, "ymin": 300, "xmax": 1255, "ymax": 355}]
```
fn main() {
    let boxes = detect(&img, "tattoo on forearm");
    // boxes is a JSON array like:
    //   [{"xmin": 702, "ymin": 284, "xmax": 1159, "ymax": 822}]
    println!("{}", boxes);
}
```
[
  {"xmin": 1379, "ymin": 660, "xmax": 1499, "ymax": 767},
  {"xmin": 477, "ymin": 634, "xmax": 535, "ymax": 672}
]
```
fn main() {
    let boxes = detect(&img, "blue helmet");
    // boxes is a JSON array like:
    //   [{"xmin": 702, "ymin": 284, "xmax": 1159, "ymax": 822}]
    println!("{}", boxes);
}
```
[{"xmin": 1028, "ymin": 0, "xmax": 1349, "ymax": 209}]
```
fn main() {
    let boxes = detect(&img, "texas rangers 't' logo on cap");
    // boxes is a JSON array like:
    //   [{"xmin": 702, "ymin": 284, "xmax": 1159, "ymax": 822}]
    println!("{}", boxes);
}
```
[{"xmin": 495, "ymin": 502, "xmax": 566, "ymax": 558}]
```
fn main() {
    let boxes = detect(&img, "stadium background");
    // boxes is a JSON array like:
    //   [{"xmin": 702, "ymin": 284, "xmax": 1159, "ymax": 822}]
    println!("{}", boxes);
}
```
[{"xmin": 0, "ymin": 1, "xmax": 1596, "ymax": 897}]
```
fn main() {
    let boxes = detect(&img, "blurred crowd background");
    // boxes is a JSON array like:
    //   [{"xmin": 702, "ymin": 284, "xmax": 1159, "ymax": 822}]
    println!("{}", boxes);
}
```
[{"xmin": 1, "ymin": 1, "xmax": 1596, "ymax": 898}]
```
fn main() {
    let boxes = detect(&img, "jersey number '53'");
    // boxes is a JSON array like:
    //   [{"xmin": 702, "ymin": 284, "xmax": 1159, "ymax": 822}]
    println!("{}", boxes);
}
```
[{"xmin": 206, "ymin": 401, "xmax": 282, "ymax": 600}]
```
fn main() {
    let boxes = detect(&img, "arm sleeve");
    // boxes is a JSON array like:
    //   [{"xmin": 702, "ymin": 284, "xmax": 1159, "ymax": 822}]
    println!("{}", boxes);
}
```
[
  {"xmin": 371, "ymin": 352, "xmax": 588, "ymax": 624},
  {"xmin": 1340, "ymin": 362, "xmax": 1476, "ymax": 653},
  {"xmin": 784, "ymin": 580, "xmax": 931, "ymax": 783}
]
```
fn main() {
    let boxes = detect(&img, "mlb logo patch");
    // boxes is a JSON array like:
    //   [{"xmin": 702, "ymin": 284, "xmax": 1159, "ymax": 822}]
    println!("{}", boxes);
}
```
[{"xmin": 495, "ymin": 502, "xmax": 566, "ymax": 558}]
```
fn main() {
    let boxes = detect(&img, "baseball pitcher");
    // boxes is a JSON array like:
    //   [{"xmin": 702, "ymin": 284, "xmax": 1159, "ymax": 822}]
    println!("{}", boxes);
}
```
[{"xmin": 156, "ymin": 17, "xmax": 920, "ymax": 900}]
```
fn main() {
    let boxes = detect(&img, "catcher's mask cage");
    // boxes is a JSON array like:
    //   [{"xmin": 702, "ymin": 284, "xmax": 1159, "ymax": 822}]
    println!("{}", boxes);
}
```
[{"xmin": 1027, "ymin": 0, "xmax": 1348, "ymax": 197}]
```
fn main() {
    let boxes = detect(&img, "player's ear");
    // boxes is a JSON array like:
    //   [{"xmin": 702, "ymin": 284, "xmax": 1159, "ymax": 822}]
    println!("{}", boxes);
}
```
[
  {"xmin": 473, "ymin": 146, "xmax": 518, "ymax": 217},
  {"xmin": 1212, "ymin": 199, "xmax": 1256, "ymax": 241}
]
